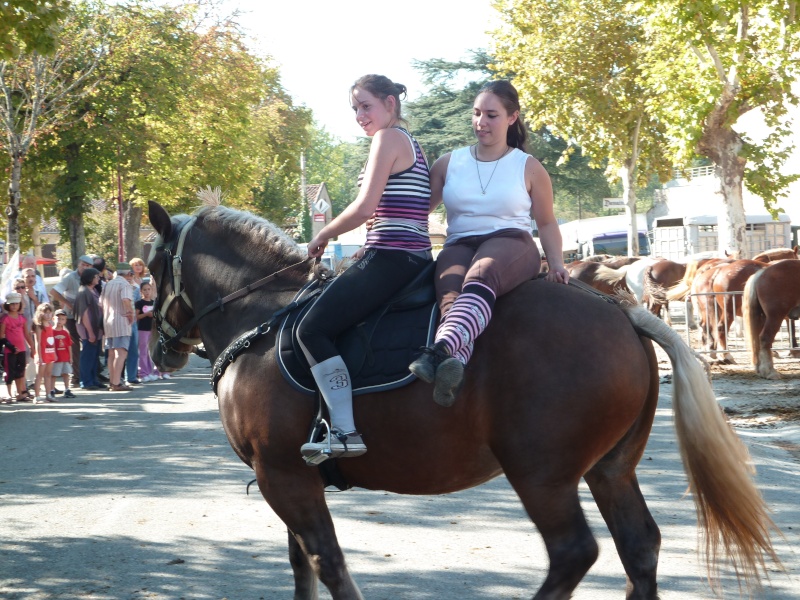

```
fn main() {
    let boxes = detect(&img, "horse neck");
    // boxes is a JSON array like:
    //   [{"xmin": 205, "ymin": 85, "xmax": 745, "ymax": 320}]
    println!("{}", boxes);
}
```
[{"xmin": 183, "ymin": 250, "xmax": 305, "ymax": 362}]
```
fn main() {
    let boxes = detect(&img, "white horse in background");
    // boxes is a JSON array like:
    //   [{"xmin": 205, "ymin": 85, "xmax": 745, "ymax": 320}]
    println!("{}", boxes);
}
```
[{"xmin": 623, "ymin": 257, "xmax": 662, "ymax": 306}]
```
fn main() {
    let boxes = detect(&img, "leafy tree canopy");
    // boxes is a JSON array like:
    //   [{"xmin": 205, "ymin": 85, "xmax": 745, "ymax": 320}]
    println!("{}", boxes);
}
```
[{"xmin": 0, "ymin": 0, "xmax": 69, "ymax": 58}]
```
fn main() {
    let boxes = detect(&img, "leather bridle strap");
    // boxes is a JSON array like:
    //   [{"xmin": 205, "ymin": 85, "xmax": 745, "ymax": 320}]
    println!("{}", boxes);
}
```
[{"xmin": 159, "ymin": 255, "xmax": 315, "ymax": 352}]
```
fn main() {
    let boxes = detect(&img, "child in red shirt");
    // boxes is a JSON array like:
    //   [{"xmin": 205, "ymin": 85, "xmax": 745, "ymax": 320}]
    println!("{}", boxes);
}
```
[
  {"xmin": 52, "ymin": 309, "xmax": 76, "ymax": 398},
  {"xmin": 32, "ymin": 303, "xmax": 57, "ymax": 403}
]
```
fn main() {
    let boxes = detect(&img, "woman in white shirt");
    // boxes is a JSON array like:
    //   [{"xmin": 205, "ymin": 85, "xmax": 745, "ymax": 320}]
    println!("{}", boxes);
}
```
[{"xmin": 410, "ymin": 80, "xmax": 569, "ymax": 407}]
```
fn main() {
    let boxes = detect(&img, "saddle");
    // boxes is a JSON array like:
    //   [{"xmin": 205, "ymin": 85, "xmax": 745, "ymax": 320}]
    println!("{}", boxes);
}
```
[{"xmin": 276, "ymin": 262, "xmax": 438, "ymax": 395}]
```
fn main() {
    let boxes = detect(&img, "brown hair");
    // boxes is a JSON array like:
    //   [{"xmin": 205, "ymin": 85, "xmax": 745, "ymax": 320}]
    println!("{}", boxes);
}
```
[
  {"xmin": 351, "ymin": 74, "xmax": 408, "ymax": 126},
  {"xmin": 33, "ymin": 302, "xmax": 54, "ymax": 330},
  {"xmin": 477, "ymin": 80, "xmax": 527, "ymax": 151}
]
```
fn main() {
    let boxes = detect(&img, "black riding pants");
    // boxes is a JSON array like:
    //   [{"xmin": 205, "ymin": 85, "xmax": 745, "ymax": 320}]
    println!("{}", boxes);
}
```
[{"xmin": 297, "ymin": 248, "xmax": 431, "ymax": 366}]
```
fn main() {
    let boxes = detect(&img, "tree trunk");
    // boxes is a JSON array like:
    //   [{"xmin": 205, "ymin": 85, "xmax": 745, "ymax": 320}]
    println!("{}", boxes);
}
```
[
  {"xmin": 67, "ymin": 209, "xmax": 86, "ymax": 269},
  {"xmin": 6, "ymin": 155, "xmax": 23, "ymax": 257},
  {"xmin": 699, "ymin": 126, "xmax": 747, "ymax": 258},
  {"xmin": 619, "ymin": 159, "xmax": 639, "ymax": 256},
  {"xmin": 123, "ymin": 199, "xmax": 142, "ymax": 260}
]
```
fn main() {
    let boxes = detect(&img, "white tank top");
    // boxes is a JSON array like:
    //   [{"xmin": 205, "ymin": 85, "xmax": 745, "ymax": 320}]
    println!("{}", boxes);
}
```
[{"xmin": 443, "ymin": 146, "xmax": 532, "ymax": 242}]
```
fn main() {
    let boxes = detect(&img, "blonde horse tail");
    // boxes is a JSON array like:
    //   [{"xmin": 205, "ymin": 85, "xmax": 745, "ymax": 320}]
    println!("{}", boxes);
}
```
[
  {"xmin": 742, "ymin": 269, "xmax": 765, "ymax": 367},
  {"xmin": 665, "ymin": 260, "xmax": 697, "ymax": 302},
  {"xmin": 622, "ymin": 304, "xmax": 781, "ymax": 590}
]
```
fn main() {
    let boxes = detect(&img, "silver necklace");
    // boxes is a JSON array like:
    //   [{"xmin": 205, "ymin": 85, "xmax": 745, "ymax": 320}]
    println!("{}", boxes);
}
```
[{"xmin": 474, "ymin": 145, "xmax": 511, "ymax": 195}]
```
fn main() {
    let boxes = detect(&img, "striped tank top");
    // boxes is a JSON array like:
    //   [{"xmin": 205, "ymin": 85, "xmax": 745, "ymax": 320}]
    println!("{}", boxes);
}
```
[{"xmin": 362, "ymin": 128, "xmax": 432, "ymax": 251}]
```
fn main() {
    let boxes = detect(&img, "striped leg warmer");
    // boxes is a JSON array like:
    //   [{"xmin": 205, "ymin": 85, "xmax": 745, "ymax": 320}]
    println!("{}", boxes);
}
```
[{"xmin": 435, "ymin": 282, "xmax": 495, "ymax": 365}]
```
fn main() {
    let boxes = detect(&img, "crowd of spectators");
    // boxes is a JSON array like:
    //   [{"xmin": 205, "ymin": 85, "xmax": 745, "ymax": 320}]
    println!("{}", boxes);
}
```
[{"xmin": 0, "ymin": 252, "xmax": 173, "ymax": 404}]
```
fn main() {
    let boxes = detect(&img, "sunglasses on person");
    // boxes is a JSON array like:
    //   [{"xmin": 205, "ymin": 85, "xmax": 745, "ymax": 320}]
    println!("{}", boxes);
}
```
[{"xmin": 14, "ymin": 286, "xmax": 25, "ymax": 290}]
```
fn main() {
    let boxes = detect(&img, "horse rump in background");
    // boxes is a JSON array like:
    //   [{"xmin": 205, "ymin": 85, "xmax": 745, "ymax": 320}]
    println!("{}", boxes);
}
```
[
  {"xmin": 690, "ymin": 260, "xmax": 765, "ymax": 364},
  {"xmin": 146, "ymin": 197, "xmax": 780, "ymax": 600},
  {"xmin": 752, "ymin": 246, "xmax": 799, "ymax": 263},
  {"xmin": 743, "ymin": 258, "xmax": 800, "ymax": 379}
]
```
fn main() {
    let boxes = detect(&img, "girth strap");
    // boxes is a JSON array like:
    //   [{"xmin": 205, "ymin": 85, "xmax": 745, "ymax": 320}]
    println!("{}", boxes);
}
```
[{"xmin": 210, "ymin": 287, "xmax": 322, "ymax": 395}]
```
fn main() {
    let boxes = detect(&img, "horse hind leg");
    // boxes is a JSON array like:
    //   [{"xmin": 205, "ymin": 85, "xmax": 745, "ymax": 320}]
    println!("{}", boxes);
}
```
[
  {"xmin": 506, "ymin": 476, "xmax": 598, "ymax": 599},
  {"xmin": 755, "ymin": 316, "xmax": 785, "ymax": 379},
  {"xmin": 584, "ymin": 468, "xmax": 661, "ymax": 600}
]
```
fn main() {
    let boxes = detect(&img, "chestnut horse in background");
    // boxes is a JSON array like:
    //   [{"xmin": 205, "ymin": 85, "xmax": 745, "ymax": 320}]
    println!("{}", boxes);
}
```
[
  {"xmin": 752, "ymin": 246, "xmax": 799, "ymax": 263},
  {"xmin": 743, "ymin": 258, "xmax": 800, "ymax": 379},
  {"xmin": 146, "ymin": 198, "xmax": 779, "ymax": 600},
  {"xmin": 564, "ymin": 260, "xmax": 629, "ymax": 295},
  {"xmin": 690, "ymin": 260, "xmax": 765, "ymax": 363},
  {"xmin": 642, "ymin": 260, "xmax": 687, "ymax": 325}
]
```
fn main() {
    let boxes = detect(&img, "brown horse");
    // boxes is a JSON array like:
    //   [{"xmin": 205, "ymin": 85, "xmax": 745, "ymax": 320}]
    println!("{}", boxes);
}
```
[
  {"xmin": 690, "ymin": 260, "xmax": 765, "ymax": 363},
  {"xmin": 743, "ymin": 259, "xmax": 800, "ymax": 379},
  {"xmin": 642, "ymin": 260, "xmax": 686, "ymax": 324},
  {"xmin": 146, "ymin": 199, "xmax": 778, "ymax": 599},
  {"xmin": 564, "ymin": 260, "xmax": 629, "ymax": 296},
  {"xmin": 752, "ymin": 246, "xmax": 799, "ymax": 263}
]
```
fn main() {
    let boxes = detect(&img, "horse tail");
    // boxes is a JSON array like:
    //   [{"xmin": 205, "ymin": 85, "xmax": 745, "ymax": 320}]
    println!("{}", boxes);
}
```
[
  {"xmin": 665, "ymin": 260, "xmax": 697, "ymax": 301},
  {"xmin": 594, "ymin": 264, "xmax": 627, "ymax": 289},
  {"xmin": 742, "ymin": 268, "xmax": 766, "ymax": 367},
  {"xmin": 623, "ymin": 304, "xmax": 781, "ymax": 589},
  {"xmin": 643, "ymin": 265, "xmax": 667, "ymax": 305}
]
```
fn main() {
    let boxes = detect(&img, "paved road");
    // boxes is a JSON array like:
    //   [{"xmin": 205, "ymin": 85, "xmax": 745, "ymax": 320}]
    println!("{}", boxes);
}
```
[{"xmin": 1, "ymin": 354, "xmax": 798, "ymax": 599}]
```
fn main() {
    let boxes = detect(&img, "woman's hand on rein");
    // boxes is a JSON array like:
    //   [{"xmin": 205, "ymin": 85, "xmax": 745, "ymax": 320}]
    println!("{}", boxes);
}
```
[{"xmin": 307, "ymin": 236, "xmax": 329, "ymax": 258}]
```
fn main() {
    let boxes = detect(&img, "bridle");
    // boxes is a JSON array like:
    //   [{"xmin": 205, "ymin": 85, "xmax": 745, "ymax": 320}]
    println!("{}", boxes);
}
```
[{"xmin": 152, "ymin": 214, "xmax": 314, "ymax": 354}]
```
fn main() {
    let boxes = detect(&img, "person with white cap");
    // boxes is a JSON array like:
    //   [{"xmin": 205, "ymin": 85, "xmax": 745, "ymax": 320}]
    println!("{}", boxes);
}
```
[
  {"xmin": 0, "ymin": 291, "xmax": 35, "ymax": 402},
  {"xmin": 101, "ymin": 263, "xmax": 135, "ymax": 391},
  {"xmin": 50, "ymin": 254, "xmax": 94, "ymax": 386}
]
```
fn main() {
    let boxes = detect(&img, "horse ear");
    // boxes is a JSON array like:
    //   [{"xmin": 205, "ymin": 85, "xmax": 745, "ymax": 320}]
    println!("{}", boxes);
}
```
[{"xmin": 149, "ymin": 201, "xmax": 173, "ymax": 239}]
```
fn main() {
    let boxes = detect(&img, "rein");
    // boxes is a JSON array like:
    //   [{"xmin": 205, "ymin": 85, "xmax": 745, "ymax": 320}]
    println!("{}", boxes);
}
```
[{"xmin": 154, "ymin": 214, "xmax": 314, "ymax": 352}]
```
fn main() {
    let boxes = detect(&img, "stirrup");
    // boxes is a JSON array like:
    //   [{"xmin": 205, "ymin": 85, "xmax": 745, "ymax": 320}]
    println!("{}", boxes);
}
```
[{"xmin": 302, "ymin": 419, "xmax": 334, "ymax": 466}]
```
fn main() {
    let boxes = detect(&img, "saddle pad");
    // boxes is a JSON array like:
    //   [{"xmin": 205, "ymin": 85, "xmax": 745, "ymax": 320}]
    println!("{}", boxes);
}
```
[{"xmin": 277, "ymin": 279, "xmax": 438, "ymax": 396}]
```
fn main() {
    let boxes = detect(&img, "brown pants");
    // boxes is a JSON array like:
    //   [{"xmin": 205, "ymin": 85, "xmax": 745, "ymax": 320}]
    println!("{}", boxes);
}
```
[{"xmin": 435, "ymin": 229, "xmax": 541, "ymax": 315}]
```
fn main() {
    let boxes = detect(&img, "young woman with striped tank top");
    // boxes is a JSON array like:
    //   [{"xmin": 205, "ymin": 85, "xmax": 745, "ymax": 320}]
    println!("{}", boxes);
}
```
[
  {"xmin": 409, "ymin": 80, "xmax": 570, "ymax": 406},
  {"xmin": 298, "ymin": 74, "xmax": 432, "ymax": 463}
]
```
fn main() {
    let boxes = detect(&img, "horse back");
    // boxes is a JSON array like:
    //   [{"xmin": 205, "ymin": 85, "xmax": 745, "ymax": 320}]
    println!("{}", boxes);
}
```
[
  {"xmin": 337, "ymin": 280, "xmax": 656, "ymax": 494},
  {"xmin": 755, "ymin": 259, "xmax": 800, "ymax": 314}
]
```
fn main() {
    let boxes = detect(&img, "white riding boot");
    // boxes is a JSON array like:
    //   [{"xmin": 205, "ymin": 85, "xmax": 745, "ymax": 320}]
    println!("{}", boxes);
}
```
[{"xmin": 300, "ymin": 355, "xmax": 366, "ymax": 464}]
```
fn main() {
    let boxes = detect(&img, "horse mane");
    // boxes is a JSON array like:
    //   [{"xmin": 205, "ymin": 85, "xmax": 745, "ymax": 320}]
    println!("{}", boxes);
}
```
[{"xmin": 192, "ymin": 203, "xmax": 310, "ymax": 283}]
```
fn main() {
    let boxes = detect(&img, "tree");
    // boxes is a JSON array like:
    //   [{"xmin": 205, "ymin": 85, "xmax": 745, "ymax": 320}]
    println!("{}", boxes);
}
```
[
  {"xmin": 26, "ymin": 1, "xmax": 311, "ymax": 263},
  {"xmin": 0, "ymin": 0, "xmax": 106, "ymax": 257},
  {"xmin": 493, "ymin": 0, "xmax": 672, "ymax": 255},
  {"xmin": 0, "ymin": 0, "xmax": 69, "ymax": 59},
  {"xmin": 636, "ymin": 1, "xmax": 799, "ymax": 256},
  {"xmin": 304, "ymin": 127, "xmax": 368, "ymax": 217}
]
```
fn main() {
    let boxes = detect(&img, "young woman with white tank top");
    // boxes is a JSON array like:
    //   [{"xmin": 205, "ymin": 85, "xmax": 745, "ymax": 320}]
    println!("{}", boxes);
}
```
[{"xmin": 409, "ymin": 80, "xmax": 570, "ymax": 407}]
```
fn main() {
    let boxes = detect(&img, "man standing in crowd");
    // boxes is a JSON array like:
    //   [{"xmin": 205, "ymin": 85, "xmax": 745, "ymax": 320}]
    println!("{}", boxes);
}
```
[
  {"xmin": 50, "ymin": 255, "xmax": 94, "ymax": 386},
  {"xmin": 102, "ymin": 263, "xmax": 135, "ymax": 392}
]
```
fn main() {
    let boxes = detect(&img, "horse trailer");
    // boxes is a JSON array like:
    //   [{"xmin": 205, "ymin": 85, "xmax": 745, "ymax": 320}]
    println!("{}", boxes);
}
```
[{"xmin": 650, "ymin": 213, "xmax": 791, "ymax": 260}]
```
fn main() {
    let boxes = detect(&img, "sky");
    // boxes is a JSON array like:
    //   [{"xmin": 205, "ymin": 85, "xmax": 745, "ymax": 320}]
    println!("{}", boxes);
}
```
[{"xmin": 224, "ymin": 0, "xmax": 500, "ymax": 141}]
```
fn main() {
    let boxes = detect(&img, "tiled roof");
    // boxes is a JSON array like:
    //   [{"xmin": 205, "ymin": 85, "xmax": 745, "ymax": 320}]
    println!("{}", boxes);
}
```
[{"xmin": 305, "ymin": 184, "xmax": 322, "ymax": 204}]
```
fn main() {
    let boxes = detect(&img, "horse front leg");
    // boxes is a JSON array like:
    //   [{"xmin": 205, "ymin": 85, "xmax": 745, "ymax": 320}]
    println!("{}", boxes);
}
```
[
  {"xmin": 255, "ymin": 467, "xmax": 364, "ymax": 600},
  {"xmin": 289, "ymin": 529, "xmax": 318, "ymax": 600}
]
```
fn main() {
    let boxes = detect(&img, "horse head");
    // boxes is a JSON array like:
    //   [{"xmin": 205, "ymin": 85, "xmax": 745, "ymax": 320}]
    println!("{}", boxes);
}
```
[{"xmin": 147, "ymin": 200, "xmax": 201, "ymax": 372}]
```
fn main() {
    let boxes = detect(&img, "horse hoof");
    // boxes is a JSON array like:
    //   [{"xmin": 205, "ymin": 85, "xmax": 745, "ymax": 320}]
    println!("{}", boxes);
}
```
[{"xmin": 759, "ymin": 370, "xmax": 782, "ymax": 380}]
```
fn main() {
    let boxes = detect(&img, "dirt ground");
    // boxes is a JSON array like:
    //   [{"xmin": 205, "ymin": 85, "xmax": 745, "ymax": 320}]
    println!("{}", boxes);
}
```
[{"xmin": 655, "ymin": 343, "xmax": 800, "ymax": 456}]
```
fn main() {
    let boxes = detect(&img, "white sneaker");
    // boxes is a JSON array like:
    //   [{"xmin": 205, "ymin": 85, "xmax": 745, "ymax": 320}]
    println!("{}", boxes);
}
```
[
  {"xmin": 144, "ymin": 375, "xmax": 156, "ymax": 382},
  {"xmin": 300, "ymin": 430, "xmax": 367, "ymax": 465},
  {"xmin": 161, "ymin": 373, "xmax": 171, "ymax": 379}
]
